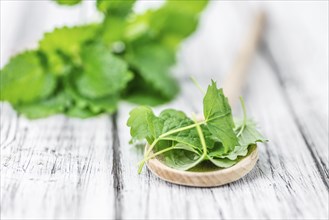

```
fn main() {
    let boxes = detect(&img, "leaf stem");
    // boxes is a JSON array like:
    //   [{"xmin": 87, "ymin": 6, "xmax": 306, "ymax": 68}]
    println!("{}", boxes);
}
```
[
  {"xmin": 144, "ymin": 121, "xmax": 203, "ymax": 157},
  {"xmin": 237, "ymin": 97, "xmax": 247, "ymax": 137},
  {"xmin": 159, "ymin": 121, "xmax": 206, "ymax": 138},
  {"xmin": 138, "ymin": 137, "xmax": 160, "ymax": 173},
  {"xmin": 138, "ymin": 120, "xmax": 207, "ymax": 173},
  {"xmin": 138, "ymin": 146, "xmax": 175, "ymax": 167},
  {"xmin": 144, "ymin": 137, "xmax": 160, "ymax": 157},
  {"xmin": 193, "ymin": 114, "xmax": 207, "ymax": 156},
  {"xmin": 190, "ymin": 76, "xmax": 206, "ymax": 95}
]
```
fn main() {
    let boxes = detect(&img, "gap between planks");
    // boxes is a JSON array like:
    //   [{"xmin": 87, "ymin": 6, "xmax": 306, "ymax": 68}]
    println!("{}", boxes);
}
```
[{"xmin": 111, "ymin": 114, "xmax": 124, "ymax": 220}]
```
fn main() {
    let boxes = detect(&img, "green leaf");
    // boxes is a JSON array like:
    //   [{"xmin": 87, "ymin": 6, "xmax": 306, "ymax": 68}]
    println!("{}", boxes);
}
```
[
  {"xmin": 65, "ymin": 106, "xmax": 99, "ymax": 118},
  {"xmin": 124, "ymin": 10, "xmax": 153, "ymax": 41},
  {"xmin": 236, "ymin": 119, "xmax": 267, "ymax": 147},
  {"xmin": 39, "ymin": 25, "xmax": 98, "ymax": 75},
  {"xmin": 87, "ymin": 96, "xmax": 118, "ymax": 114},
  {"xmin": 159, "ymin": 109, "xmax": 191, "ymax": 132},
  {"xmin": 208, "ymin": 141, "xmax": 247, "ymax": 162},
  {"xmin": 55, "ymin": 0, "xmax": 82, "ymax": 6},
  {"xmin": 122, "ymin": 73, "xmax": 171, "ymax": 106},
  {"xmin": 96, "ymin": 0, "xmax": 136, "ymax": 17},
  {"xmin": 164, "ymin": 0, "xmax": 209, "ymax": 14},
  {"xmin": 0, "ymin": 51, "xmax": 56, "ymax": 104},
  {"xmin": 208, "ymin": 144, "xmax": 259, "ymax": 168},
  {"xmin": 208, "ymin": 156, "xmax": 238, "ymax": 168},
  {"xmin": 203, "ymin": 80, "xmax": 239, "ymax": 153},
  {"xmin": 64, "ymin": 75, "xmax": 119, "ymax": 114},
  {"xmin": 158, "ymin": 109, "xmax": 203, "ymax": 152},
  {"xmin": 124, "ymin": 0, "xmax": 208, "ymax": 51},
  {"xmin": 209, "ymin": 120, "xmax": 267, "ymax": 163},
  {"xmin": 208, "ymin": 99, "xmax": 267, "ymax": 161},
  {"xmin": 125, "ymin": 43, "xmax": 179, "ymax": 99},
  {"xmin": 76, "ymin": 42, "xmax": 133, "ymax": 98},
  {"xmin": 127, "ymin": 106, "xmax": 163, "ymax": 143},
  {"xmin": 149, "ymin": 0, "xmax": 208, "ymax": 49},
  {"xmin": 1, "ymin": 0, "xmax": 209, "ymax": 119},
  {"xmin": 40, "ymin": 25, "xmax": 97, "ymax": 58},
  {"xmin": 101, "ymin": 17, "xmax": 127, "ymax": 49},
  {"xmin": 14, "ymin": 92, "xmax": 70, "ymax": 119},
  {"xmin": 160, "ymin": 145, "xmax": 203, "ymax": 171}
]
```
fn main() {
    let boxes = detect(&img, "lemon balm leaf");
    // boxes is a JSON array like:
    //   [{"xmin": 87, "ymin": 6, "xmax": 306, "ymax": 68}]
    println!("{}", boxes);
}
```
[
  {"xmin": 76, "ymin": 42, "xmax": 133, "ymax": 98},
  {"xmin": 14, "ymin": 92, "xmax": 70, "ymax": 119},
  {"xmin": 39, "ymin": 25, "xmax": 98, "ymax": 75},
  {"xmin": 203, "ymin": 81, "xmax": 239, "ymax": 153},
  {"xmin": 125, "ymin": 44, "xmax": 178, "ymax": 100},
  {"xmin": 55, "ymin": 0, "xmax": 82, "ymax": 6},
  {"xmin": 0, "ymin": 51, "xmax": 56, "ymax": 104},
  {"xmin": 127, "ymin": 106, "xmax": 163, "ymax": 144},
  {"xmin": 96, "ymin": 0, "xmax": 136, "ymax": 17}
]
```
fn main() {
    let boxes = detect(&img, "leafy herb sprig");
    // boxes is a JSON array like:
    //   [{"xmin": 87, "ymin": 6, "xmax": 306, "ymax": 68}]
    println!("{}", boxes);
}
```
[
  {"xmin": 127, "ymin": 80, "xmax": 267, "ymax": 173},
  {"xmin": 0, "ymin": 0, "xmax": 208, "ymax": 118}
]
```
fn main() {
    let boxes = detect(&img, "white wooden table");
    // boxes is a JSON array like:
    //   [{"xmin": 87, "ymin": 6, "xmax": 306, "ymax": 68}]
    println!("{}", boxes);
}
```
[{"xmin": 1, "ymin": 1, "xmax": 328, "ymax": 219}]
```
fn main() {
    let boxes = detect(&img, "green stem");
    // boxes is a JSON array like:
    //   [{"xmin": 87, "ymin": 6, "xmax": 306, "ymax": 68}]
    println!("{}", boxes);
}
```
[
  {"xmin": 159, "ymin": 121, "xmax": 206, "ymax": 138},
  {"xmin": 137, "ymin": 162, "xmax": 143, "ymax": 174},
  {"xmin": 144, "ymin": 121, "xmax": 206, "ymax": 163},
  {"xmin": 190, "ymin": 76, "xmax": 206, "ymax": 95},
  {"xmin": 237, "ymin": 97, "xmax": 247, "ymax": 137},
  {"xmin": 193, "ymin": 115, "xmax": 207, "ymax": 156},
  {"xmin": 138, "ymin": 146, "xmax": 175, "ymax": 167},
  {"xmin": 138, "ymin": 121, "xmax": 207, "ymax": 173},
  {"xmin": 138, "ymin": 137, "xmax": 160, "ymax": 173},
  {"xmin": 148, "ymin": 121, "xmax": 205, "ymax": 157},
  {"xmin": 144, "ymin": 137, "xmax": 160, "ymax": 157}
]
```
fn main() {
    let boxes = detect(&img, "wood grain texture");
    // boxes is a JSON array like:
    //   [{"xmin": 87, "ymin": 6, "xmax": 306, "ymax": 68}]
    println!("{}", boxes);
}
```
[
  {"xmin": 1, "ymin": 104, "xmax": 115, "ymax": 219},
  {"xmin": 261, "ymin": 2, "xmax": 329, "ymax": 189},
  {"xmin": 1, "ymin": 1, "xmax": 328, "ymax": 219}
]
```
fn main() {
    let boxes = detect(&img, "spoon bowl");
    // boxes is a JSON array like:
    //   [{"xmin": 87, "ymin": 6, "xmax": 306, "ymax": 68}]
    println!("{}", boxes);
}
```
[{"xmin": 146, "ymin": 145, "xmax": 258, "ymax": 187}]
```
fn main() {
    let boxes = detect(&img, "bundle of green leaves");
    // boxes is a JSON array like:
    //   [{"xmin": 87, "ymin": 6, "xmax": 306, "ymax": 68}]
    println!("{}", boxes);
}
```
[
  {"xmin": 0, "ymin": 0, "xmax": 208, "ymax": 118},
  {"xmin": 127, "ymin": 80, "xmax": 267, "ymax": 173}
]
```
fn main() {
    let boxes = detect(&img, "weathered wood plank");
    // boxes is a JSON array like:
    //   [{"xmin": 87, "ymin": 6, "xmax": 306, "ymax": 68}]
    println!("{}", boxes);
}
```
[
  {"xmin": 1, "ymin": 103, "xmax": 115, "ymax": 219},
  {"xmin": 243, "ymin": 53, "xmax": 328, "ymax": 219},
  {"xmin": 261, "ymin": 2, "xmax": 329, "ymax": 188},
  {"xmin": 227, "ymin": 0, "xmax": 329, "ymax": 193}
]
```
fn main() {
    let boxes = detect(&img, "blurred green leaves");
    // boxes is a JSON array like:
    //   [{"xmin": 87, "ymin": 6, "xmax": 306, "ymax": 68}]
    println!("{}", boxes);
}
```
[
  {"xmin": 96, "ymin": 0, "xmax": 136, "ymax": 17},
  {"xmin": 76, "ymin": 42, "xmax": 133, "ymax": 98},
  {"xmin": 0, "ymin": 51, "xmax": 56, "ymax": 104},
  {"xmin": 0, "ymin": 0, "xmax": 208, "ymax": 118},
  {"xmin": 55, "ymin": 0, "xmax": 82, "ymax": 6}
]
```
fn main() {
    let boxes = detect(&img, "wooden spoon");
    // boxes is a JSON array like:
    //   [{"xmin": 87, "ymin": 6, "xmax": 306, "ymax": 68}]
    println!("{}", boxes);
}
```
[{"xmin": 145, "ymin": 11, "xmax": 266, "ymax": 187}]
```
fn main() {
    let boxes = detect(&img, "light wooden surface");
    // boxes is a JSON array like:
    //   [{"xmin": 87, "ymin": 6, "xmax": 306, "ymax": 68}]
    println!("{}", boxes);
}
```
[{"xmin": 1, "ymin": 1, "xmax": 328, "ymax": 219}]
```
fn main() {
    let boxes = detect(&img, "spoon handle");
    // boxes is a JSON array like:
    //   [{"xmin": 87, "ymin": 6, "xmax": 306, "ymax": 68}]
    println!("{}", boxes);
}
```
[{"xmin": 223, "ymin": 11, "xmax": 266, "ymax": 106}]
